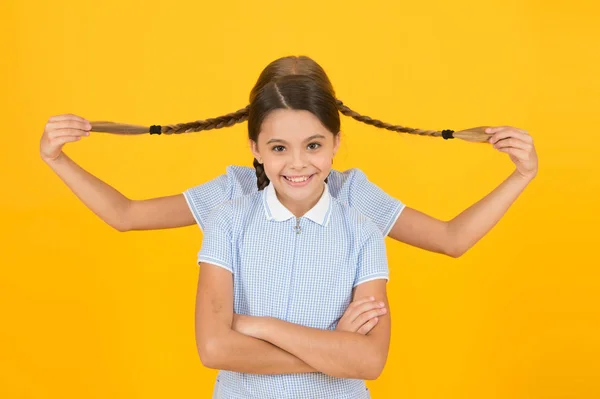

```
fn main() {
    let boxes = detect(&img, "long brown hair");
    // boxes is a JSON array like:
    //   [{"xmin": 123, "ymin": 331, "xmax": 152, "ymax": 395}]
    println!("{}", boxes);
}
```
[{"xmin": 89, "ymin": 55, "xmax": 492, "ymax": 142}]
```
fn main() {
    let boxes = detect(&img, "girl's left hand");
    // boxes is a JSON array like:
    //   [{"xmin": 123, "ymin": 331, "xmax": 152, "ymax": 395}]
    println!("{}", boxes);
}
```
[{"xmin": 486, "ymin": 126, "xmax": 538, "ymax": 180}]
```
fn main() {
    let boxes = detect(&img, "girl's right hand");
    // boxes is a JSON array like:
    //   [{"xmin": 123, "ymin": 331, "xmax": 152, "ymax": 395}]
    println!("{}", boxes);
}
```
[
  {"xmin": 40, "ymin": 114, "xmax": 91, "ymax": 162},
  {"xmin": 335, "ymin": 296, "xmax": 387, "ymax": 335}
]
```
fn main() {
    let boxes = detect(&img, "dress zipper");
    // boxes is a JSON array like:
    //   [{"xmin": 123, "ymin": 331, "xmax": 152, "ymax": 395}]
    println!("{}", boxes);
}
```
[{"xmin": 294, "ymin": 217, "xmax": 302, "ymax": 234}]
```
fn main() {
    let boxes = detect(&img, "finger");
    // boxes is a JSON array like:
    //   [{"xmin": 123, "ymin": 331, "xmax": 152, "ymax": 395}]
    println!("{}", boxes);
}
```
[
  {"xmin": 47, "ymin": 120, "xmax": 92, "ymax": 131},
  {"xmin": 356, "ymin": 317, "xmax": 379, "ymax": 335},
  {"xmin": 48, "ymin": 129, "xmax": 90, "ymax": 139},
  {"xmin": 337, "ymin": 297, "xmax": 376, "ymax": 326},
  {"xmin": 492, "ymin": 138, "xmax": 532, "ymax": 152},
  {"xmin": 353, "ymin": 307, "xmax": 387, "ymax": 327},
  {"xmin": 53, "ymin": 136, "xmax": 82, "ymax": 146},
  {"xmin": 497, "ymin": 147, "xmax": 529, "ymax": 161},
  {"xmin": 489, "ymin": 129, "xmax": 532, "ymax": 145},
  {"xmin": 48, "ymin": 114, "xmax": 88, "ymax": 123},
  {"xmin": 349, "ymin": 301, "xmax": 385, "ymax": 323},
  {"xmin": 489, "ymin": 129, "xmax": 518, "ymax": 143},
  {"xmin": 495, "ymin": 126, "xmax": 529, "ymax": 135},
  {"xmin": 347, "ymin": 296, "xmax": 376, "ymax": 310},
  {"xmin": 341, "ymin": 300, "xmax": 377, "ymax": 324},
  {"xmin": 485, "ymin": 126, "xmax": 511, "ymax": 134}
]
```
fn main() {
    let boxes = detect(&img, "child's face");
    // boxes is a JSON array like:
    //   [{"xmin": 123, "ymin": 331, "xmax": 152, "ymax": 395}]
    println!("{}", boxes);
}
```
[{"xmin": 250, "ymin": 109, "xmax": 340, "ymax": 206}]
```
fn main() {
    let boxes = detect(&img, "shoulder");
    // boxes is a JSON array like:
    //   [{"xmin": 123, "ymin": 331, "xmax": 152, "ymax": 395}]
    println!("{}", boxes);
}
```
[
  {"xmin": 328, "ymin": 167, "xmax": 368, "ymax": 186},
  {"xmin": 327, "ymin": 168, "xmax": 370, "ymax": 199},
  {"xmin": 204, "ymin": 200, "xmax": 235, "ymax": 228},
  {"xmin": 210, "ymin": 190, "xmax": 262, "ymax": 222},
  {"xmin": 330, "ymin": 167, "xmax": 367, "ymax": 178},
  {"xmin": 228, "ymin": 189, "xmax": 263, "ymax": 208},
  {"xmin": 224, "ymin": 165, "xmax": 256, "ymax": 179},
  {"xmin": 223, "ymin": 165, "xmax": 258, "ymax": 195},
  {"xmin": 184, "ymin": 165, "xmax": 256, "ymax": 199},
  {"xmin": 330, "ymin": 197, "xmax": 382, "ymax": 236}
]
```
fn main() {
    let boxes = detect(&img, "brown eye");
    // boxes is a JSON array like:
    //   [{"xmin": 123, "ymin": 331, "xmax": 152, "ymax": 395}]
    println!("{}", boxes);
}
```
[
  {"xmin": 307, "ymin": 142, "xmax": 321, "ymax": 150},
  {"xmin": 272, "ymin": 145, "xmax": 285, "ymax": 152}
]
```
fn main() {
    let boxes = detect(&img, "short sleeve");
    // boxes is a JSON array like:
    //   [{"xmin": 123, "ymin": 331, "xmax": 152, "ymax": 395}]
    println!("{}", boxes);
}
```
[
  {"xmin": 183, "ymin": 166, "xmax": 256, "ymax": 230},
  {"xmin": 331, "ymin": 169, "xmax": 406, "ymax": 236},
  {"xmin": 197, "ymin": 202, "xmax": 234, "ymax": 273},
  {"xmin": 353, "ymin": 221, "xmax": 389, "ymax": 287}
]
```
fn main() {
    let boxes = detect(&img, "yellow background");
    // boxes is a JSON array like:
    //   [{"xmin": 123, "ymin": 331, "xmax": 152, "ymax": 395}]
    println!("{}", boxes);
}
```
[{"xmin": 2, "ymin": 0, "xmax": 599, "ymax": 397}]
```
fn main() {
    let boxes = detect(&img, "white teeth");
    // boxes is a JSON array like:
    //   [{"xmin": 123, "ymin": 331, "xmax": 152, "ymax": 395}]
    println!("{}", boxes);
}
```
[{"xmin": 285, "ymin": 176, "xmax": 309, "ymax": 183}]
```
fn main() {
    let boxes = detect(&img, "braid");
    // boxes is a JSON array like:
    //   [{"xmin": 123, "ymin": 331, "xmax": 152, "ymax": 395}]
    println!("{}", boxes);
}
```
[
  {"xmin": 253, "ymin": 158, "xmax": 270, "ymax": 191},
  {"xmin": 162, "ymin": 106, "xmax": 249, "ymax": 134},
  {"xmin": 88, "ymin": 101, "xmax": 490, "ymax": 143},
  {"xmin": 336, "ymin": 100, "xmax": 438, "ymax": 137},
  {"xmin": 336, "ymin": 100, "xmax": 491, "ymax": 143},
  {"xmin": 88, "ymin": 106, "xmax": 249, "ymax": 135}
]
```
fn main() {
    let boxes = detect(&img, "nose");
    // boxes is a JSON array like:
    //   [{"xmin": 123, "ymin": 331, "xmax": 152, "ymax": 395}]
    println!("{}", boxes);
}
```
[{"xmin": 288, "ymin": 149, "xmax": 307, "ymax": 170}]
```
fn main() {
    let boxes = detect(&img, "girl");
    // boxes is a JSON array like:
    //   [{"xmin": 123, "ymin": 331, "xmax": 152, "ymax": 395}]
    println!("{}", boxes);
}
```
[
  {"xmin": 40, "ymin": 55, "xmax": 538, "ymax": 260},
  {"xmin": 196, "ymin": 74, "xmax": 390, "ymax": 398}
]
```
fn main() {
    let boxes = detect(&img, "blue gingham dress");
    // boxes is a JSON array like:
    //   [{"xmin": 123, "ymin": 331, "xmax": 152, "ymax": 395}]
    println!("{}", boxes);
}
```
[{"xmin": 198, "ymin": 182, "xmax": 390, "ymax": 398}]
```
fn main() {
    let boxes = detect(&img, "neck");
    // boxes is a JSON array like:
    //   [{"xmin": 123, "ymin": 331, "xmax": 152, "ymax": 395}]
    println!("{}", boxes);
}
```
[{"xmin": 276, "ymin": 184, "xmax": 325, "ymax": 218}]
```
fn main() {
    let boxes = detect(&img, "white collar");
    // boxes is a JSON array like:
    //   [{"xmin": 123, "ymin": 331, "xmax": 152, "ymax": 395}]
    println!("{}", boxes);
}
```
[{"xmin": 262, "ymin": 181, "xmax": 332, "ymax": 226}]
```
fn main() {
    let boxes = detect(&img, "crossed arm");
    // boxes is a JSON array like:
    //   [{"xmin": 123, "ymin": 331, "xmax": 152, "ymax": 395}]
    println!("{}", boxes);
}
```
[{"xmin": 195, "ymin": 263, "xmax": 390, "ymax": 380}]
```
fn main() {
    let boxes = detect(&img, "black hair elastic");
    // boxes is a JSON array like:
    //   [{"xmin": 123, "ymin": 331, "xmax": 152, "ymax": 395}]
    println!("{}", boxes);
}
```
[
  {"xmin": 441, "ymin": 129, "xmax": 454, "ymax": 140},
  {"xmin": 149, "ymin": 125, "xmax": 162, "ymax": 135}
]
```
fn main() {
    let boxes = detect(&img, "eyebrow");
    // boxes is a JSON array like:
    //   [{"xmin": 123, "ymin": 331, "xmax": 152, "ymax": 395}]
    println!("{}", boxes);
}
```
[{"xmin": 266, "ymin": 134, "xmax": 326, "ymax": 145}]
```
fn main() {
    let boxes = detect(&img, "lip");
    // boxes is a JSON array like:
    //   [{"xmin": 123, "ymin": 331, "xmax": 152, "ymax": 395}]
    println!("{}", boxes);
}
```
[{"xmin": 281, "ymin": 174, "xmax": 315, "ymax": 187}]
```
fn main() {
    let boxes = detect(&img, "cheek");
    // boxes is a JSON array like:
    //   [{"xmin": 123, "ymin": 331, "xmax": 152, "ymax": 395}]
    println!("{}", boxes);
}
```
[
  {"xmin": 262, "ymin": 156, "xmax": 285, "ymax": 179},
  {"xmin": 313, "ymin": 153, "xmax": 334, "ymax": 170}
]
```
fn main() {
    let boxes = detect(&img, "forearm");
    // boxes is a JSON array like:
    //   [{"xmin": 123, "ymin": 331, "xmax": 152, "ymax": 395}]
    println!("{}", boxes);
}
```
[
  {"xmin": 253, "ymin": 318, "xmax": 385, "ymax": 380},
  {"xmin": 42, "ymin": 152, "xmax": 132, "ymax": 231},
  {"xmin": 199, "ymin": 328, "xmax": 317, "ymax": 375},
  {"xmin": 447, "ymin": 170, "xmax": 534, "ymax": 256}
]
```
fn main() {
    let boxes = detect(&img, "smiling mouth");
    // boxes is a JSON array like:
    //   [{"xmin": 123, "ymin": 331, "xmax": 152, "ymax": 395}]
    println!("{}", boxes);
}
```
[
  {"xmin": 284, "ymin": 175, "xmax": 312, "ymax": 182},
  {"xmin": 282, "ymin": 174, "xmax": 315, "ymax": 185}
]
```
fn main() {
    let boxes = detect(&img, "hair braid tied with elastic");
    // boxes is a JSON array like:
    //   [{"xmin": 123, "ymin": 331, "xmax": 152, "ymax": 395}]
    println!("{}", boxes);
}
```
[{"xmin": 87, "ymin": 56, "xmax": 493, "ymax": 144}]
